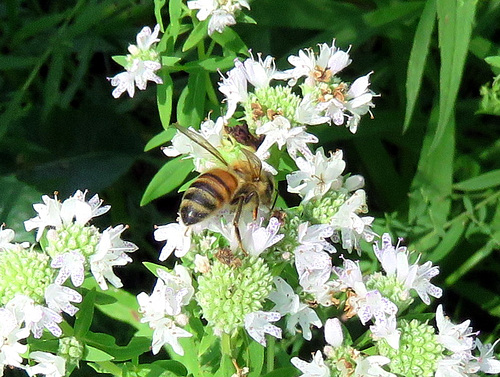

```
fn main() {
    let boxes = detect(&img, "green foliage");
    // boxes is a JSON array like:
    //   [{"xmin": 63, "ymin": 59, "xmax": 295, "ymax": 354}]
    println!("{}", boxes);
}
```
[{"xmin": 1, "ymin": 0, "xmax": 499, "ymax": 375}]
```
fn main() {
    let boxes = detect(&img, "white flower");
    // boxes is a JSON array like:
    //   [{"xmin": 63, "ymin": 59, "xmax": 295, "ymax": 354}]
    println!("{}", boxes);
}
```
[
  {"xmin": 411, "ymin": 260, "xmax": 442, "ymax": 305},
  {"xmin": 436, "ymin": 305, "xmax": 476, "ymax": 355},
  {"xmin": 238, "ymin": 52, "xmax": 277, "ymax": 89},
  {"xmin": 333, "ymin": 258, "xmax": 367, "ymax": 296},
  {"xmin": 294, "ymin": 246, "xmax": 332, "ymax": 292},
  {"xmin": 467, "ymin": 338, "xmax": 500, "ymax": 374},
  {"xmin": 287, "ymin": 304, "xmax": 322, "ymax": 341},
  {"xmin": 194, "ymin": 254, "xmax": 211, "ymax": 274},
  {"xmin": 287, "ymin": 148, "xmax": 346, "ymax": 202},
  {"xmin": 108, "ymin": 25, "xmax": 163, "ymax": 98},
  {"xmin": 0, "ymin": 308, "xmax": 29, "ymax": 370},
  {"xmin": 298, "ymin": 222, "xmax": 335, "ymax": 253},
  {"xmin": 256, "ymin": 116, "xmax": 318, "ymax": 160},
  {"xmin": 45, "ymin": 283, "xmax": 82, "ymax": 316},
  {"xmin": 435, "ymin": 357, "xmax": 468, "ymax": 377},
  {"xmin": 268, "ymin": 277, "xmax": 301, "ymax": 315},
  {"xmin": 150, "ymin": 317, "xmax": 192, "ymax": 356},
  {"xmin": 329, "ymin": 189, "xmax": 375, "ymax": 253},
  {"xmin": 90, "ymin": 225, "xmax": 137, "ymax": 290},
  {"xmin": 24, "ymin": 194, "xmax": 63, "ymax": 241},
  {"xmin": 218, "ymin": 63, "xmax": 248, "ymax": 119},
  {"xmin": 163, "ymin": 117, "xmax": 225, "ymax": 172},
  {"xmin": 295, "ymin": 93, "xmax": 331, "ymax": 126},
  {"xmin": 291, "ymin": 350, "xmax": 330, "ymax": 377},
  {"xmin": 51, "ymin": 250, "xmax": 86, "ymax": 286},
  {"xmin": 370, "ymin": 314, "xmax": 400, "ymax": 350},
  {"xmin": 357, "ymin": 290, "xmax": 397, "ymax": 326},
  {"xmin": 241, "ymin": 217, "xmax": 284, "ymax": 257},
  {"xmin": 154, "ymin": 222, "xmax": 192, "ymax": 261},
  {"xmin": 244, "ymin": 311, "xmax": 282, "ymax": 346},
  {"xmin": 26, "ymin": 351, "xmax": 65, "ymax": 377},
  {"xmin": 344, "ymin": 72, "xmax": 376, "ymax": 133},
  {"xmin": 17, "ymin": 301, "xmax": 63, "ymax": 339},
  {"xmin": 0, "ymin": 226, "xmax": 16, "ymax": 251},
  {"xmin": 324, "ymin": 318, "xmax": 343, "ymax": 348},
  {"xmin": 354, "ymin": 355, "xmax": 396, "ymax": 377},
  {"xmin": 277, "ymin": 40, "xmax": 351, "ymax": 87},
  {"xmin": 188, "ymin": 0, "xmax": 250, "ymax": 35}
]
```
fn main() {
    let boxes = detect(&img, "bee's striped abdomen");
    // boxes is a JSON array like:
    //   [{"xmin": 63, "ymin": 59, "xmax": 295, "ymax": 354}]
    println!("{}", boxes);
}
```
[{"xmin": 180, "ymin": 168, "xmax": 238, "ymax": 225}]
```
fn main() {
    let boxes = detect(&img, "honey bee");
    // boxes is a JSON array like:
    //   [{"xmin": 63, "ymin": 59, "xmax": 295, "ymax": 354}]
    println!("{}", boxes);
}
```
[{"xmin": 173, "ymin": 124, "xmax": 275, "ymax": 254}]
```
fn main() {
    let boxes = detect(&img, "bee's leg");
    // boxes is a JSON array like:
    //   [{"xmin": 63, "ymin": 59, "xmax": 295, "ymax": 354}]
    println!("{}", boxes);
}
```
[
  {"xmin": 233, "ymin": 196, "xmax": 247, "ymax": 256},
  {"xmin": 251, "ymin": 192, "xmax": 260, "ymax": 220}
]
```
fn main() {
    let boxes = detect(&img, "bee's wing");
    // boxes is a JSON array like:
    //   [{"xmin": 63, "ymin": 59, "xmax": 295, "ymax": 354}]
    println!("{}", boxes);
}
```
[
  {"xmin": 240, "ymin": 148, "xmax": 263, "ymax": 179},
  {"xmin": 173, "ymin": 123, "xmax": 228, "ymax": 166}
]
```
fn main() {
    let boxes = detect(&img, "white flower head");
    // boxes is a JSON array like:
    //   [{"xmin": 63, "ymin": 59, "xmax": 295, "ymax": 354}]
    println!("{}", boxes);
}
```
[
  {"xmin": 154, "ymin": 222, "xmax": 192, "ymax": 261},
  {"xmin": 357, "ymin": 290, "xmax": 398, "ymax": 326},
  {"xmin": 24, "ymin": 194, "xmax": 63, "ymax": 241},
  {"xmin": 0, "ymin": 307, "xmax": 29, "ymax": 369},
  {"xmin": 45, "ymin": 283, "xmax": 82, "ymax": 316},
  {"xmin": 298, "ymin": 222, "xmax": 335, "ymax": 253},
  {"xmin": 188, "ymin": 0, "xmax": 250, "ymax": 35},
  {"xmin": 150, "ymin": 317, "xmax": 192, "ymax": 356},
  {"xmin": 26, "ymin": 351, "xmax": 66, "ymax": 377},
  {"xmin": 436, "ymin": 305, "xmax": 476, "ymax": 355},
  {"xmin": 157, "ymin": 265, "xmax": 195, "ymax": 315},
  {"xmin": 287, "ymin": 304, "xmax": 322, "ymax": 341},
  {"xmin": 268, "ymin": 277, "xmax": 301, "ymax": 315},
  {"xmin": 244, "ymin": 311, "xmax": 282, "ymax": 346},
  {"xmin": 294, "ymin": 246, "xmax": 332, "ymax": 293},
  {"xmin": 291, "ymin": 350, "xmax": 330, "ymax": 377},
  {"xmin": 370, "ymin": 314, "xmax": 400, "ymax": 350},
  {"xmin": 239, "ymin": 51, "xmax": 277, "ymax": 89},
  {"xmin": 218, "ymin": 62, "xmax": 248, "ymax": 119},
  {"xmin": 90, "ymin": 225, "xmax": 137, "ymax": 290},
  {"xmin": 51, "ymin": 250, "xmax": 86, "ymax": 287},
  {"xmin": 287, "ymin": 148, "xmax": 346, "ymax": 202},
  {"xmin": 108, "ymin": 25, "xmax": 163, "ymax": 98},
  {"xmin": 241, "ymin": 217, "xmax": 284, "ymax": 257},
  {"xmin": 467, "ymin": 338, "xmax": 500, "ymax": 374}
]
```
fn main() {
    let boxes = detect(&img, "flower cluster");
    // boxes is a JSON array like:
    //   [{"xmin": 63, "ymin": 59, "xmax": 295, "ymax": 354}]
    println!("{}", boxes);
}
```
[
  {"xmin": 0, "ymin": 190, "xmax": 136, "ymax": 376},
  {"xmin": 188, "ymin": 0, "xmax": 250, "ymax": 35},
  {"xmin": 108, "ymin": 24, "xmax": 163, "ymax": 98}
]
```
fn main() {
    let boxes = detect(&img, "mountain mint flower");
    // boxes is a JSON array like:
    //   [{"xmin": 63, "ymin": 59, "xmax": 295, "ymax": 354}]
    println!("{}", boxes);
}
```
[
  {"xmin": 154, "ymin": 222, "xmax": 193, "ymax": 261},
  {"xmin": 356, "ymin": 290, "xmax": 397, "ymax": 326},
  {"xmin": 89, "ymin": 225, "xmax": 137, "ymax": 290},
  {"xmin": 0, "ymin": 307, "xmax": 29, "ymax": 372},
  {"xmin": 108, "ymin": 25, "xmax": 163, "ymax": 98},
  {"xmin": 287, "ymin": 303, "xmax": 322, "ymax": 341},
  {"xmin": 44, "ymin": 283, "xmax": 82, "ymax": 316},
  {"xmin": 240, "ymin": 217, "xmax": 284, "ymax": 257},
  {"xmin": 150, "ymin": 317, "xmax": 193, "ymax": 356},
  {"xmin": 436, "ymin": 305, "xmax": 476, "ymax": 355},
  {"xmin": 467, "ymin": 338, "xmax": 500, "ymax": 374},
  {"xmin": 291, "ymin": 350, "xmax": 330, "ymax": 377},
  {"xmin": 324, "ymin": 318, "xmax": 343, "ymax": 348},
  {"xmin": 196, "ymin": 257, "xmax": 272, "ymax": 335},
  {"xmin": 188, "ymin": 0, "xmax": 250, "ymax": 35},
  {"xmin": 25, "ymin": 351, "xmax": 65, "ymax": 377},
  {"xmin": 354, "ymin": 355, "xmax": 395, "ymax": 377},
  {"xmin": 51, "ymin": 250, "xmax": 86, "ymax": 287},
  {"xmin": 244, "ymin": 311, "xmax": 282, "ymax": 346}
]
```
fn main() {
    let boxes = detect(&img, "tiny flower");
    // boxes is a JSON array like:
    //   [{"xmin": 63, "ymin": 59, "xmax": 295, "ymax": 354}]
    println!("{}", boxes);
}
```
[
  {"xmin": 297, "ymin": 222, "xmax": 335, "ymax": 253},
  {"xmin": 24, "ymin": 194, "xmax": 63, "ymax": 241},
  {"xmin": 244, "ymin": 311, "xmax": 282, "ymax": 346},
  {"xmin": 26, "ymin": 351, "xmax": 66, "ymax": 377},
  {"xmin": 218, "ymin": 63, "xmax": 248, "ymax": 119},
  {"xmin": 294, "ymin": 246, "xmax": 332, "ymax": 292},
  {"xmin": 154, "ymin": 222, "xmax": 192, "ymax": 261},
  {"xmin": 333, "ymin": 258, "xmax": 367, "ymax": 296},
  {"xmin": 268, "ymin": 277, "xmax": 301, "ymax": 315},
  {"xmin": 370, "ymin": 314, "xmax": 400, "ymax": 350},
  {"xmin": 436, "ymin": 305, "xmax": 476, "ymax": 355},
  {"xmin": 291, "ymin": 350, "xmax": 330, "ymax": 377},
  {"xmin": 51, "ymin": 250, "xmax": 86, "ymax": 287},
  {"xmin": 0, "ymin": 308, "xmax": 29, "ymax": 370},
  {"xmin": 324, "ymin": 318, "xmax": 343, "ymax": 348},
  {"xmin": 357, "ymin": 290, "xmax": 398, "ymax": 326},
  {"xmin": 287, "ymin": 148, "xmax": 345, "ymax": 202},
  {"xmin": 411, "ymin": 260, "xmax": 442, "ymax": 305},
  {"xmin": 241, "ymin": 217, "xmax": 284, "ymax": 257},
  {"xmin": 287, "ymin": 304, "xmax": 322, "ymax": 341},
  {"xmin": 354, "ymin": 355, "xmax": 396, "ymax": 377},
  {"xmin": 194, "ymin": 254, "xmax": 211, "ymax": 274},
  {"xmin": 150, "ymin": 317, "xmax": 192, "ymax": 356},
  {"xmin": 89, "ymin": 225, "xmax": 137, "ymax": 290},
  {"xmin": 45, "ymin": 283, "xmax": 82, "ymax": 316},
  {"xmin": 467, "ymin": 338, "xmax": 500, "ymax": 374},
  {"xmin": 238, "ymin": 52, "xmax": 277, "ymax": 89},
  {"xmin": 0, "ymin": 226, "xmax": 28, "ymax": 251}
]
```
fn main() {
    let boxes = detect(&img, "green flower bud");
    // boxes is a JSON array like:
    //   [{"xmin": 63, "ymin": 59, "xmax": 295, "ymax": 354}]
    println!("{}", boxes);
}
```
[
  {"xmin": 58, "ymin": 336, "xmax": 84, "ymax": 366},
  {"xmin": 244, "ymin": 86, "xmax": 302, "ymax": 132},
  {"xmin": 304, "ymin": 190, "xmax": 348, "ymax": 224},
  {"xmin": 45, "ymin": 223, "xmax": 100, "ymax": 259},
  {"xmin": 196, "ymin": 257, "xmax": 273, "ymax": 335},
  {"xmin": 0, "ymin": 248, "xmax": 55, "ymax": 305},
  {"xmin": 366, "ymin": 273, "xmax": 413, "ymax": 310},
  {"xmin": 376, "ymin": 319, "xmax": 444, "ymax": 377}
]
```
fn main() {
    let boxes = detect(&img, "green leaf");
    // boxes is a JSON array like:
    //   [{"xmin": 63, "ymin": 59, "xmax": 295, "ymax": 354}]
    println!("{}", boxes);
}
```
[
  {"xmin": 184, "ymin": 56, "xmax": 237, "ymax": 72},
  {"xmin": 111, "ymin": 55, "xmax": 127, "ymax": 68},
  {"xmin": 428, "ymin": 220, "xmax": 464, "ymax": 262},
  {"xmin": 74, "ymin": 288, "xmax": 96, "ymax": 338},
  {"xmin": 152, "ymin": 360, "xmax": 188, "ymax": 376},
  {"xmin": 446, "ymin": 240, "xmax": 496, "ymax": 286},
  {"xmin": 0, "ymin": 55, "xmax": 39, "ymax": 70},
  {"xmin": 182, "ymin": 20, "xmax": 208, "ymax": 52},
  {"xmin": 451, "ymin": 280, "xmax": 500, "ymax": 318},
  {"xmin": 144, "ymin": 128, "xmax": 177, "ymax": 151},
  {"xmin": 433, "ymin": 0, "xmax": 477, "ymax": 149},
  {"xmin": 84, "ymin": 332, "xmax": 151, "ymax": 361},
  {"xmin": 83, "ymin": 345, "xmax": 114, "ymax": 362},
  {"xmin": 404, "ymin": 0, "xmax": 436, "ymax": 131},
  {"xmin": 454, "ymin": 170, "xmax": 500, "ymax": 191},
  {"xmin": 485, "ymin": 56, "xmax": 500, "ymax": 69},
  {"xmin": 176, "ymin": 71, "xmax": 206, "ymax": 127},
  {"xmin": 261, "ymin": 367, "xmax": 300, "ymax": 377},
  {"xmin": 141, "ymin": 156, "xmax": 193, "ymax": 205},
  {"xmin": 210, "ymin": 27, "xmax": 249, "ymax": 56},
  {"xmin": 247, "ymin": 341, "xmax": 264, "ymax": 377},
  {"xmin": 157, "ymin": 72, "xmax": 174, "ymax": 130},
  {"xmin": 154, "ymin": 0, "xmax": 167, "ymax": 30}
]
